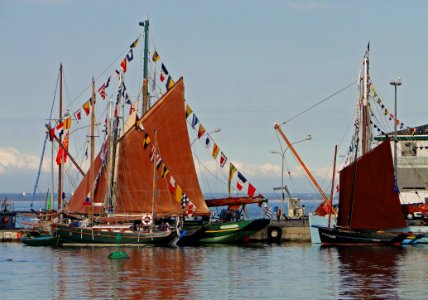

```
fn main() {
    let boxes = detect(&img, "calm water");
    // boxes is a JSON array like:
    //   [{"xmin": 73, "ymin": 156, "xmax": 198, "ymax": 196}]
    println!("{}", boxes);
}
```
[{"xmin": 1, "ymin": 243, "xmax": 428, "ymax": 299}]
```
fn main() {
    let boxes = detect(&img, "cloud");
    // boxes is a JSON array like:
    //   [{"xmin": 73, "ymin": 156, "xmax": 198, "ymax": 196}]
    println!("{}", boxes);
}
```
[{"xmin": 0, "ymin": 148, "xmax": 48, "ymax": 175}]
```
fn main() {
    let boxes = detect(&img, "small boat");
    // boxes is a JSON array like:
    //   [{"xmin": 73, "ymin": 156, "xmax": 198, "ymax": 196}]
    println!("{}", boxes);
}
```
[
  {"xmin": 317, "ymin": 227, "xmax": 408, "ymax": 246},
  {"xmin": 201, "ymin": 218, "xmax": 270, "ymax": 244},
  {"xmin": 22, "ymin": 234, "xmax": 60, "ymax": 247},
  {"xmin": 199, "ymin": 197, "xmax": 270, "ymax": 244}
]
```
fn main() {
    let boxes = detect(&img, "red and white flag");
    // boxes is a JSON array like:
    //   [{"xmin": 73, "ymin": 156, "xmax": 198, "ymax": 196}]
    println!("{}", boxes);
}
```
[{"xmin": 98, "ymin": 83, "xmax": 106, "ymax": 100}]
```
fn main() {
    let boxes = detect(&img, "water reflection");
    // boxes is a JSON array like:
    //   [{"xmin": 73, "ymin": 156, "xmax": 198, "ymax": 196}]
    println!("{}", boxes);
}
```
[
  {"xmin": 55, "ymin": 246, "xmax": 203, "ymax": 299},
  {"xmin": 334, "ymin": 246, "xmax": 404, "ymax": 299}
]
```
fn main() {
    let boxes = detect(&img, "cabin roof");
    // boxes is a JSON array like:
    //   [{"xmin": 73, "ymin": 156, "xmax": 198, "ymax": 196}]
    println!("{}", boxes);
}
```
[{"xmin": 374, "ymin": 123, "xmax": 428, "ymax": 141}]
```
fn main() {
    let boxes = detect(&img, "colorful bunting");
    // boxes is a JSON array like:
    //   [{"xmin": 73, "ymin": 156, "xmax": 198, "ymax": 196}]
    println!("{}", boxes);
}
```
[
  {"xmin": 161, "ymin": 164, "xmax": 169, "ymax": 179},
  {"xmin": 160, "ymin": 72, "xmax": 166, "ymax": 82},
  {"xmin": 120, "ymin": 57, "xmax": 127, "ymax": 73},
  {"xmin": 248, "ymin": 183, "xmax": 256, "ymax": 197},
  {"xmin": 130, "ymin": 37, "xmax": 139, "ymax": 48},
  {"xmin": 82, "ymin": 100, "xmax": 91, "ymax": 116},
  {"xmin": 185, "ymin": 104, "xmax": 193, "ymax": 119},
  {"xmin": 98, "ymin": 83, "xmax": 106, "ymax": 100},
  {"xmin": 236, "ymin": 180, "xmax": 243, "ymax": 191},
  {"xmin": 149, "ymin": 145, "xmax": 155, "ymax": 162},
  {"xmin": 166, "ymin": 76, "xmax": 174, "ymax": 91},
  {"xmin": 74, "ymin": 108, "xmax": 82, "ymax": 123},
  {"xmin": 181, "ymin": 193, "xmax": 189, "ymax": 209},
  {"xmin": 55, "ymin": 121, "xmax": 64, "ymax": 138},
  {"xmin": 126, "ymin": 49, "xmax": 134, "ymax": 62},
  {"xmin": 143, "ymin": 133, "xmax": 151, "ymax": 149},
  {"xmin": 152, "ymin": 50, "xmax": 160, "ymax": 62},
  {"xmin": 228, "ymin": 163, "xmax": 237, "ymax": 195},
  {"xmin": 197, "ymin": 124, "xmax": 206, "ymax": 138},
  {"xmin": 191, "ymin": 114, "xmax": 199, "ymax": 128},
  {"xmin": 175, "ymin": 185, "xmax": 183, "ymax": 203},
  {"xmin": 105, "ymin": 76, "xmax": 111, "ymax": 88},
  {"xmin": 161, "ymin": 63, "xmax": 169, "ymax": 75},
  {"xmin": 187, "ymin": 201, "xmax": 195, "ymax": 217},
  {"xmin": 219, "ymin": 152, "xmax": 227, "ymax": 167},
  {"xmin": 212, "ymin": 143, "xmax": 220, "ymax": 159},
  {"xmin": 56, "ymin": 132, "xmax": 69, "ymax": 165},
  {"xmin": 63, "ymin": 115, "xmax": 72, "ymax": 130},
  {"xmin": 205, "ymin": 137, "xmax": 211, "ymax": 148},
  {"xmin": 156, "ymin": 153, "xmax": 162, "ymax": 169},
  {"xmin": 168, "ymin": 176, "xmax": 176, "ymax": 194}
]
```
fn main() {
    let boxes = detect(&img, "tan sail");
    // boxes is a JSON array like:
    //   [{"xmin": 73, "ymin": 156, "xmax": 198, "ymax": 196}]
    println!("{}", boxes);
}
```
[
  {"xmin": 114, "ymin": 78, "xmax": 209, "ymax": 216},
  {"xmin": 65, "ymin": 141, "xmax": 109, "ymax": 214}
]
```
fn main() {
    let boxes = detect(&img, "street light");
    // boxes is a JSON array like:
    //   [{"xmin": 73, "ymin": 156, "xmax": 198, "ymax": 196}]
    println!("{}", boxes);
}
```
[
  {"xmin": 271, "ymin": 134, "xmax": 312, "ymax": 219},
  {"xmin": 390, "ymin": 78, "xmax": 402, "ymax": 192},
  {"xmin": 191, "ymin": 128, "xmax": 221, "ymax": 146}
]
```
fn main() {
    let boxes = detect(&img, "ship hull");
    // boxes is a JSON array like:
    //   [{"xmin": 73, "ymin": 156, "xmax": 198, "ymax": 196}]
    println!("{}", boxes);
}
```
[
  {"xmin": 200, "ymin": 219, "xmax": 270, "ymax": 244},
  {"xmin": 318, "ymin": 226, "xmax": 408, "ymax": 246},
  {"xmin": 22, "ymin": 235, "xmax": 60, "ymax": 247},
  {"xmin": 53, "ymin": 224, "xmax": 176, "ymax": 246}
]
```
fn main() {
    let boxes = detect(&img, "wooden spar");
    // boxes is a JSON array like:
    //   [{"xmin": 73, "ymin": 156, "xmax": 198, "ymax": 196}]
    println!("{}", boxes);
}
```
[
  {"xmin": 89, "ymin": 78, "xmax": 96, "ymax": 217},
  {"xmin": 58, "ymin": 64, "xmax": 63, "ymax": 211},
  {"xmin": 328, "ymin": 145, "xmax": 338, "ymax": 228},
  {"xmin": 51, "ymin": 135, "xmax": 85, "ymax": 176},
  {"xmin": 274, "ymin": 122, "xmax": 337, "ymax": 215},
  {"xmin": 151, "ymin": 130, "xmax": 157, "ymax": 221}
]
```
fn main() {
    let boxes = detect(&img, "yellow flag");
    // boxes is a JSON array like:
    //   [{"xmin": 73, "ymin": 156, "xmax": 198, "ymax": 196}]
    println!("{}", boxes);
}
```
[
  {"xmin": 130, "ymin": 38, "xmax": 139, "ymax": 48},
  {"xmin": 212, "ymin": 144, "xmax": 220, "ymax": 159},
  {"xmin": 152, "ymin": 50, "xmax": 160, "ymax": 62},
  {"xmin": 175, "ymin": 185, "xmax": 183, "ymax": 203},
  {"xmin": 185, "ymin": 104, "xmax": 193, "ymax": 119},
  {"xmin": 228, "ymin": 163, "xmax": 237, "ymax": 195},
  {"xmin": 64, "ymin": 115, "xmax": 72, "ymax": 130}
]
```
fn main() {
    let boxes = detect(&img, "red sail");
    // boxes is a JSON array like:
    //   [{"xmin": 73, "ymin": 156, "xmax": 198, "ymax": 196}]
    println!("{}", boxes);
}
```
[
  {"xmin": 64, "ymin": 142, "xmax": 109, "ymax": 214},
  {"xmin": 114, "ymin": 78, "xmax": 209, "ymax": 216},
  {"xmin": 337, "ymin": 140, "xmax": 406, "ymax": 229}
]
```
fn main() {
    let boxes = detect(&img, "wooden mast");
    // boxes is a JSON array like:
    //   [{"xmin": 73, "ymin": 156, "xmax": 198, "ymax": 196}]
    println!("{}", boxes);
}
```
[
  {"xmin": 274, "ymin": 123, "xmax": 337, "ymax": 215},
  {"xmin": 89, "ymin": 78, "xmax": 96, "ymax": 217},
  {"xmin": 140, "ymin": 17, "xmax": 150, "ymax": 114},
  {"xmin": 58, "ymin": 63, "xmax": 63, "ymax": 211},
  {"xmin": 328, "ymin": 145, "xmax": 338, "ymax": 228}
]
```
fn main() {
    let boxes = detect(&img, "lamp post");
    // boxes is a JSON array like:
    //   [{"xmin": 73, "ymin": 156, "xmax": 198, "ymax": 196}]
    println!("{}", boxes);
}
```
[
  {"xmin": 390, "ymin": 78, "xmax": 401, "ymax": 192},
  {"xmin": 191, "ymin": 128, "xmax": 221, "ymax": 145},
  {"xmin": 271, "ymin": 134, "xmax": 312, "ymax": 218}
]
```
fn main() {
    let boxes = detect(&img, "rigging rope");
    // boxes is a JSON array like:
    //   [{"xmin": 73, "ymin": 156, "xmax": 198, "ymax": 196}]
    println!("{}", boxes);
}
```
[
  {"xmin": 31, "ymin": 72, "xmax": 60, "ymax": 208},
  {"xmin": 282, "ymin": 80, "xmax": 357, "ymax": 125}
]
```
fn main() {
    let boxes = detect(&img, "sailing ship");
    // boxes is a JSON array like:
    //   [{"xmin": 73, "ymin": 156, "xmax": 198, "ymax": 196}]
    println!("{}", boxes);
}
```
[
  {"xmin": 314, "ymin": 47, "xmax": 413, "ymax": 245},
  {"xmin": 45, "ymin": 19, "xmax": 269, "ymax": 246},
  {"xmin": 276, "ymin": 46, "xmax": 411, "ymax": 245}
]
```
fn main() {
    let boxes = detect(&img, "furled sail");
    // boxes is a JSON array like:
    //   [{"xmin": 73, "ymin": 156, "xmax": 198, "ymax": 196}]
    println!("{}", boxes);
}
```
[
  {"xmin": 337, "ymin": 140, "xmax": 406, "ymax": 229},
  {"xmin": 114, "ymin": 78, "xmax": 209, "ymax": 216}
]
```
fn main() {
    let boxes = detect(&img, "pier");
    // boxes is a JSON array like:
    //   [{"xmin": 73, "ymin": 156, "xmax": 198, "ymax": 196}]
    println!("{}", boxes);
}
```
[{"xmin": 250, "ymin": 219, "xmax": 311, "ymax": 243}]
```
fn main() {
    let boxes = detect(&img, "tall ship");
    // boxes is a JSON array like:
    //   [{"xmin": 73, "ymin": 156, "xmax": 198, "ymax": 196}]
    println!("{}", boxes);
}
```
[{"xmin": 34, "ymin": 19, "xmax": 269, "ymax": 246}]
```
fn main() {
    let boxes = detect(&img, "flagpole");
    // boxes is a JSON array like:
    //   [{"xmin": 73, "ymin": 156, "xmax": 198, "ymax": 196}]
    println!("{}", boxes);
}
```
[{"xmin": 58, "ymin": 63, "xmax": 63, "ymax": 212}]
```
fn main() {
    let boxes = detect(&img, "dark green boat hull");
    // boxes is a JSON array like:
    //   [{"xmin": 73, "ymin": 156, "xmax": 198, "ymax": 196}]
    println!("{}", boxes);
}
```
[
  {"xmin": 22, "ymin": 235, "xmax": 60, "ymax": 247},
  {"xmin": 53, "ymin": 224, "xmax": 176, "ymax": 246},
  {"xmin": 200, "ymin": 219, "xmax": 270, "ymax": 243}
]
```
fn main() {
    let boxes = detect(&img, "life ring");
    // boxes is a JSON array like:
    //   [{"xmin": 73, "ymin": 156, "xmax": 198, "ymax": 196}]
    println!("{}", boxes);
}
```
[
  {"xmin": 142, "ymin": 214, "xmax": 153, "ymax": 226},
  {"xmin": 267, "ymin": 226, "xmax": 282, "ymax": 243},
  {"xmin": 2, "ymin": 216, "xmax": 9, "ymax": 224}
]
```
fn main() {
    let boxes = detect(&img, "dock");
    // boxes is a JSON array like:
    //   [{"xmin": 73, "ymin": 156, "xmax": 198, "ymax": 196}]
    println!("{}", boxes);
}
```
[
  {"xmin": 250, "ymin": 219, "xmax": 311, "ymax": 243},
  {"xmin": 0, "ymin": 229, "xmax": 26, "ymax": 242}
]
